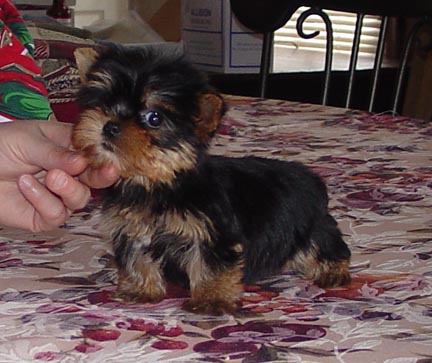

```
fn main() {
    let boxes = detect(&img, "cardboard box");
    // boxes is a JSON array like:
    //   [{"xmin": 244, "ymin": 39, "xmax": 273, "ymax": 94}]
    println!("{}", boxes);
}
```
[{"xmin": 181, "ymin": 0, "xmax": 264, "ymax": 73}]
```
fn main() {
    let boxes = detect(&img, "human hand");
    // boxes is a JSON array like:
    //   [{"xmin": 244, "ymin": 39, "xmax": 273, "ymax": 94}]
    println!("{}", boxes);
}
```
[{"xmin": 0, "ymin": 120, "xmax": 119, "ymax": 232}]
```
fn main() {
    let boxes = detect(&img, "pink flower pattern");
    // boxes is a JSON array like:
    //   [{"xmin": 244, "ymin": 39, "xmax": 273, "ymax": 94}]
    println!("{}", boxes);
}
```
[{"xmin": 0, "ymin": 95, "xmax": 431, "ymax": 362}]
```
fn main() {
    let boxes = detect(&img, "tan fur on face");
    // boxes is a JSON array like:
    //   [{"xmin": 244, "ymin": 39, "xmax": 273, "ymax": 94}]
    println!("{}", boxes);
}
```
[
  {"xmin": 126, "ymin": 141, "xmax": 196, "ymax": 185},
  {"xmin": 72, "ymin": 109, "xmax": 198, "ymax": 186},
  {"xmin": 72, "ymin": 109, "xmax": 120, "ymax": 168}
]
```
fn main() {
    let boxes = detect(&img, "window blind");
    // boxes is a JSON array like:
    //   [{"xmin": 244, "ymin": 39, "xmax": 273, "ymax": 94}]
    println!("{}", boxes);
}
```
[{"xmin": 274, "ymin": 7, "xmax": 382, "ymax": 56}]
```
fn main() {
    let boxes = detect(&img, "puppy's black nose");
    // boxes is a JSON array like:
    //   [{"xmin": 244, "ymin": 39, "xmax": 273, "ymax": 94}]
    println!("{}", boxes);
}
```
[{"xmin": 103, "ymin": 121, "xmax": 121, "ymax": 138}]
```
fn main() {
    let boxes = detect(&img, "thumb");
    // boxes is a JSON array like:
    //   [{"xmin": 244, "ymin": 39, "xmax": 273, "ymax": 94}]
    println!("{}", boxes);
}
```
[{"xmin": 29, "ymin": 143, "xmax": 88, "ymax": 176}]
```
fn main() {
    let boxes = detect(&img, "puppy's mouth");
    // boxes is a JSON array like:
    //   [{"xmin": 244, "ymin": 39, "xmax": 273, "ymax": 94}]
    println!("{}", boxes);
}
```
[{"xmin": 101, "ymin": 141, "xmax": 114, "ymax": 152}]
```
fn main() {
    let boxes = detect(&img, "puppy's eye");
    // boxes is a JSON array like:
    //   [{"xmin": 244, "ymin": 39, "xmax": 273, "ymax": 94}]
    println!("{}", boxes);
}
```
[{"xmin": 140, "ymin": 110, "xmax": 163, "ymax": 128}]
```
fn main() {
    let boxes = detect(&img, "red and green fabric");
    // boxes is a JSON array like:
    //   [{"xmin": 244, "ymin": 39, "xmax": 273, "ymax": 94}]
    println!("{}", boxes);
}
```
[{"xmin": 0, "ymin": 0, "xmax": 52, "ymax": 121}]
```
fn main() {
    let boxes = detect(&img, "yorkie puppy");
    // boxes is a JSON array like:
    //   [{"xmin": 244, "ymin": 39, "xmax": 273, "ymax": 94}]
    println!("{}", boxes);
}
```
[{"xmin": 72, "ymin": 46, "xmax": 351, "ymax": 315}]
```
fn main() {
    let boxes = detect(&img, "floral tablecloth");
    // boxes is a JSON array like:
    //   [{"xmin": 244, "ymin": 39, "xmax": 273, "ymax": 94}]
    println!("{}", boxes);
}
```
[{"xmin": 0, "ymin": 95, "xmax": 431, "ymax": 363}]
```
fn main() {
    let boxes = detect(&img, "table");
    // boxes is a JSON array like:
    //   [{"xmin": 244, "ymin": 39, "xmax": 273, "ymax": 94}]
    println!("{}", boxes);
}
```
[{"xmin": 0, "ymin": 95, "xmax": 431, "ymax": 362}]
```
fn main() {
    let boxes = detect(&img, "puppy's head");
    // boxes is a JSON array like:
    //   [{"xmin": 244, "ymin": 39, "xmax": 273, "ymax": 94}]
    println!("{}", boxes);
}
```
[{"xmin": 72, "ymin": 46, "xmax": 225, "ymax": 186}]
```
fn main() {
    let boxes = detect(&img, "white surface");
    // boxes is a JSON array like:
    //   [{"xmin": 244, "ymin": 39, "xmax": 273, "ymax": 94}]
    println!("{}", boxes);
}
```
[{"xmin": 72, "ymin": 0, "xmax": 128, "ymax": 29}]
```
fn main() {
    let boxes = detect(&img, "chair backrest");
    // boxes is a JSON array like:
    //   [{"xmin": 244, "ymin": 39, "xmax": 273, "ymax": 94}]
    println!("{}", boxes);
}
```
[{"xmin": 230, "ymin": 0, "xmax": 432, "ymax": 114}]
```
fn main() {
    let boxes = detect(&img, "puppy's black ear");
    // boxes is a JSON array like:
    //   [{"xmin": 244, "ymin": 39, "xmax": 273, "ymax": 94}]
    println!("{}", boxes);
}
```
[
  {"xmin": 74, "ymin": 47, "xmax": 100, "ymax": 82},
  {"xmin": 195, "ymin": 93, "xmax": 225, "ymax": 144}
]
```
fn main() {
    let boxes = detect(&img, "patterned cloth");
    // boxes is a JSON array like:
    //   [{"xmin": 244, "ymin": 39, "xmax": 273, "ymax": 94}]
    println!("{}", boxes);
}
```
[
  {"xmin": 0, "ymin": 0, "xmax": 52, "ymax": 121},
  {"xmin": 30, "ymin": 23, "xmax": 96, "ymax": 123},
  {"xmin": 0, "ymin": 95, "xmax": 431, "ymax": 362}
]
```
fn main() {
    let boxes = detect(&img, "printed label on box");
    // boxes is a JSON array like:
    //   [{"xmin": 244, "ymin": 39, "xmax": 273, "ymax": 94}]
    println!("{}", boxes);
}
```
[{"xmin": 182, "ymin": 0, "xmax": 222, "ymax": 32}]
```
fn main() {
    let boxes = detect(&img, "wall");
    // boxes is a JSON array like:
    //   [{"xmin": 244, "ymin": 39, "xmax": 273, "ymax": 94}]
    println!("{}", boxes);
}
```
[
  {"xmin": 131, "ymin": 0, "xmax": 181, "ymax": 41},
  {"xmin": 73, "ymin": 0, "xmax": 128, "ymax": 28},
  {"xmin": 72, "ymin": 0, "xmax": 180, "ymax": 41}
]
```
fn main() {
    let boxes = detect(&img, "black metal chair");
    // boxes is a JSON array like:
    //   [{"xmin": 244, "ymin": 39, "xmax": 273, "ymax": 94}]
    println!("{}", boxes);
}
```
[{"xmin": 230, "ymin": 0, "xmax": 432, "ymax": 113}]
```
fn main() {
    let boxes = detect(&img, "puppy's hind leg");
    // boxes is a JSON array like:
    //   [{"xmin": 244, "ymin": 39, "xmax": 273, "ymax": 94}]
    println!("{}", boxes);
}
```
[{"xmin": 288, "ymin": 214, "xmax": 351, "ymax": 288}]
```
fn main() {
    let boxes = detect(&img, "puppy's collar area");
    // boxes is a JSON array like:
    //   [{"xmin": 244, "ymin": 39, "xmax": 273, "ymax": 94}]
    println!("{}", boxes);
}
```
[{"xmin": 120, "ymin": 153, "xmax": 212, "ymax": 193}]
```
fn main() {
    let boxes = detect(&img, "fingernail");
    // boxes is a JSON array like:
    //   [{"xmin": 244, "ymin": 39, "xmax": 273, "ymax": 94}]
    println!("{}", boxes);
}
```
[
  {"xmin": 19, "ymin": 175, "xmax": 40, "ymax": 196},
  {"xmin": 52, "ymin": 172, "xmax": 68, "ymax": 190},
  {"xmin": 19, "ymin": 175, "xmax": 34, "ymax": 190},
  {"xmin": 68, "ymin": 153, "xmax": 83, "ymax": 165}
]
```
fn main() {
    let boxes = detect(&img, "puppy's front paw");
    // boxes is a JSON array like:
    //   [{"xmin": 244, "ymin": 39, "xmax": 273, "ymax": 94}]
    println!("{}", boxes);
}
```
[
  {"xmin": 116, "ymin": 288, "xmax": 166, "ymax": 304},
  {"xmin": 182, "ymin": 298, "xmax": 239, "ymax": 316},
  {"xmin": 116, "ymin": 277, "xmax": 166, "ymax": 304},
  {"xmin": 116, "ymin": 263, "xmax": 167, "ymax": 304}
]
